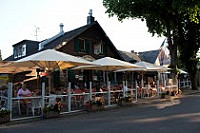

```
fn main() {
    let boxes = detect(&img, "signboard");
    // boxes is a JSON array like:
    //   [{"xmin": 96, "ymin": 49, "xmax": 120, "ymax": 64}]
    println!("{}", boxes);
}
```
[{"xmin": 0, "ymin": 74, "xmax": 9, "ymax": 88}]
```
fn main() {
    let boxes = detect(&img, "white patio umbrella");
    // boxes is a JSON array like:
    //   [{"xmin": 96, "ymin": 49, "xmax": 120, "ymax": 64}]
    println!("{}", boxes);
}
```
[
  {"xmin": 0, "ymin": 62, "xmax": 34, "ymax": 74},
  {"xmin": 1, "ymin": 49, "xmax": 93, "ymax": 93},
  {"xmin": 115, "ymin": 61, "xmax": 168, "ymax": 97},
  {"xmin": 73, "ymin": 57, "xmax": 140, "ymax": 105},
  {"xmin": 73, "ymin": 57, "xmax": 140, "ymax": 86},
  {"xmin": 73, "ymin": 57, "xmax": 139, "ymax": 71},
  {"xmin": 115, "ymin": 62, "xmax": 167, "ymax": 85},
  {"xmin": 6, "ymin": 49, "xmax": 92, "ymax": 70}
]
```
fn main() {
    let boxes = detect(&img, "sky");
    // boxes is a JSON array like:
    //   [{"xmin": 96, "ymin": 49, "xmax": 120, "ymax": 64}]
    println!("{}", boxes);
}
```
[{"xmin": 0, "ymin": 0, "xmax": 165, "ymax": 60}]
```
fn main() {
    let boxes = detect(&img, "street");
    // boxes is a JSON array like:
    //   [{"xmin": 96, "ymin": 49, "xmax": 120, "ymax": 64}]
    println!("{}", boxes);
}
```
[{"xmin": 1, "ymin": 95, "xmax": 200, "ymax": 133}]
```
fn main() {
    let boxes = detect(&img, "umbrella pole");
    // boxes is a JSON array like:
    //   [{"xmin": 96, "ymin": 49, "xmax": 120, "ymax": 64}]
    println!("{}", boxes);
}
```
[
  {"xmin": 135, "ymin": 78, "xmax": 137, "ymax": 103},
  {"xmin": 141, "ymin": 73, "xmax": 144, "ymax": 97},
  {"xmin": 107, "ymin": 71, "xmax": 111, "ymax": 106},
  {"xmin": 48, "ymin": 71, "xmax": 52, "ymax": 95}
]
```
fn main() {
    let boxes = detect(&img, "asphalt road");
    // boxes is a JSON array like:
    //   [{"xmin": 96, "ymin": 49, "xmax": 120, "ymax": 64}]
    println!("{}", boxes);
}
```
[{"xmin": 1, "ymin": 95, "xmax": 200, "ymax": 133}]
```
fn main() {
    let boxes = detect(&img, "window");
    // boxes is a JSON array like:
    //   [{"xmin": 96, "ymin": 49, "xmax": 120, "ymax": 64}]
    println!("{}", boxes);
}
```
[
  {"xmin": 94, "ymin": 41, "xmax": 104, "ymax": 55},
  {"xmin": 14, "ymin": 48, "xmax": 18, "ymax": 59},
  {"xmin": 18, "ymin": 46, "xmax": 22, "ymax": 57},
  {"xmin": 78, "ymin": 39, "xmax": 86, "ymax": 52},
  {"xmin": 22, "ymin": 44, "xmax": 26, "ymax": 56},
  {"xmin": 13, "ymin": 44, "xmax": 26, "ymax": 59}
]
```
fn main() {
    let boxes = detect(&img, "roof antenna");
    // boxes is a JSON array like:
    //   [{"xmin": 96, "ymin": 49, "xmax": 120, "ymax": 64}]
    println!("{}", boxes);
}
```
[{"xmin": 34, "ymin": 26, "xmax": 40, "ymax": 40}]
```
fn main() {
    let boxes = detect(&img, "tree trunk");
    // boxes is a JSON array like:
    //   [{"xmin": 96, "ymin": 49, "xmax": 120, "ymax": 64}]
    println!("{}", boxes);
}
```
[
  {"xmin": 190, "ymin": 72, "xmax": 198, "ymax": 90},
  {"xmin": 167, "ymin": 25, "xmax": 178, "ymax": 78}
]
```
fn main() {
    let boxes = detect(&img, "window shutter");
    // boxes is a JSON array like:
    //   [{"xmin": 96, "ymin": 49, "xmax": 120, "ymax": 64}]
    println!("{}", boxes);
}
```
[
  {"xmin": 85, "ymin": 39, "xmax": 91, "ymax": 53},
  {"xmin": 74, "ymin": 38, "xmax": 79, "ymax": 52}
]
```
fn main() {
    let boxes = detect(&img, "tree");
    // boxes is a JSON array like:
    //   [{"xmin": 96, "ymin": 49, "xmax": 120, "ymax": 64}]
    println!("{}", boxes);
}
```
[
  {"xmin": 178, "ymin": 15, "xmax": 200, "ymax": 90},
  {"xmin": 103, "ymin": 0, "xmax": 200, "ymax": 89}
]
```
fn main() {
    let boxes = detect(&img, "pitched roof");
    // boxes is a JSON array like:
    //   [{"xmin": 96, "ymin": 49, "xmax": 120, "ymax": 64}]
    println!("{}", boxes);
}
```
[
  {"xmin": 119, "ymin": 50, "xmax": 141, "ymax": 63},
  {"xmin": 138, "ymin": 50, "xmax": 159, "ymax": 64},
  {"xmin": 42, "ymin": 21, "xmax": 123, "ymax": 60},
  {"xmin": 4, "ymin": 40, "xmax": 39, "ymax": 61},
  {"xmin": 43, "ymin": 22, "xmax": 97, "ymax": 50},
  {"xmin": 4, "ymin": 21, "xmax": 124, "ymax": 61}
]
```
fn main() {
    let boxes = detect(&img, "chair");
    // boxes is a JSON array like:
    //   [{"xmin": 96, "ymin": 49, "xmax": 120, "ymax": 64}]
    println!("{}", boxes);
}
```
[
  {"xmin": 31, "ymin": 99, "xmax": 42, "ymax": 116},
  {"xmin": 17, "ymin": 100, "xmax": 22, "ymax": 115},
  {"xmin": 49, "ymin": 94, "xmax": 57, "ymax": 106},
  {"xmin": 0, "ymin": 96, "xmax": 8, "ymax": 108}
]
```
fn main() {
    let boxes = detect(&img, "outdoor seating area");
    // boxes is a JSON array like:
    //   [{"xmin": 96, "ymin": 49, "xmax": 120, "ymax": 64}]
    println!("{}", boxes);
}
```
[{"xmin": 0, "ymin": 49, "xmax": 182, "ymax": 122}]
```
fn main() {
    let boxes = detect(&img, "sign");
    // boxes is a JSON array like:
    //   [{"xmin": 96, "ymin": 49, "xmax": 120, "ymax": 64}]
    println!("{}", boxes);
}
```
[{"xmin": 0, "ymin": 74, "xmax": 9, "ymax": 88}]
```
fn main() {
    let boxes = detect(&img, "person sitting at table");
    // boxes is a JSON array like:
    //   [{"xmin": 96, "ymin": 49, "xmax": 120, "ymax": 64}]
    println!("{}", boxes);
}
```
[
  {"xmin": 1, "ymin": 85, "xmax": 8, "ymax": 97},
  {"xmin": 17, "ymin": 83, "xmax": 32, "ymax": 97},
  {"xmin": 17, "ymin": 83, "xmax": 32, "ymax": 114}
]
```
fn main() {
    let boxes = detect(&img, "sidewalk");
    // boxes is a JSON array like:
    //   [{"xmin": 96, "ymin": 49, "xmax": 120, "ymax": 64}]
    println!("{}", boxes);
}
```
[
  {"xmin": 181, "ymin": 88, "xmax": 200, "ymax": 95},
  {"xmin": 1, "ymin": 89, "xmax": 199, "ymax": 126},
  {"xmin": 136, "ymin": 88, "xmax": 200, "ymax": 105}
]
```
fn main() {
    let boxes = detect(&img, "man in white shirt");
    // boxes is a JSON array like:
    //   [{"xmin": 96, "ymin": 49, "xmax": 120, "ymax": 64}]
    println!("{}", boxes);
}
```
[
  {"xmin": 17, "ymin": 83, "xmax": 32, "ymax": 114},
  {"xmin": 17, "ymin": 83, "xmax": 31, "ymax": 97}
]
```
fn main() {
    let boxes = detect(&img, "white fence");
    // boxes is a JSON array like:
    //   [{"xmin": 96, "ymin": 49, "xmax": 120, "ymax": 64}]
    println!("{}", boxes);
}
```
[{"xmin": 2, "ymin": 80, "xmax": 180, "ymax": 122}]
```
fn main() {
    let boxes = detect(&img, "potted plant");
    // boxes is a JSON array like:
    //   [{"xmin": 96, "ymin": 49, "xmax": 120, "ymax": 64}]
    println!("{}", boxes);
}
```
[
  {"xmin": 118, "ymin": 96, "xmax": 134, "ymax": 106},
  {"xmin": 85, "ymin": 99, "xmax": 104, "ymax": 112},
  {"xmin": 0, "ymin": 107, "xmax": 10, "ymax": 123},
  {"xmin": 43, "ymin": 100, "xmax": 62, "ymax": 118}
]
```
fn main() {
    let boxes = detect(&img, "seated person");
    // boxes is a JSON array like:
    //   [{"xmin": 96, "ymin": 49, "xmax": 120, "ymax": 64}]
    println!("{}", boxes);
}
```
[
  {"xmin": 17, "ymin": 83, "xmax": 31, "ymax": 97},
  {"xmin": 17, "ymin": 83, "xmax": 32, "ymax": 114},
  {"xmin": 1, "ymin": 85, "xmax": 8, "ymax": 97}
]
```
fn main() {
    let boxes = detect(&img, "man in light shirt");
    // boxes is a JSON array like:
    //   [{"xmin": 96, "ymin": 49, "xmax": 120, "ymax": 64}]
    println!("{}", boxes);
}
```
[
  {"xmin": 17, "ymin": 83, "xmax": 31, "ymax": 97},
  {"xmin": 17, "ymin": 83, "xmax": 32, "ymax": 114}
]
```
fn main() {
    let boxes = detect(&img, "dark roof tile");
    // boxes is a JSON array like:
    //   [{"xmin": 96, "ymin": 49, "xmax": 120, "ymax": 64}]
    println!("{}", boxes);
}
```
[
  {"xmin": 138, "ymin": 50, "xmax": 159, "ymax": 64},
  {"xmin": 119, "ymin": 50, "xmax": 141, "ymax": 63}
]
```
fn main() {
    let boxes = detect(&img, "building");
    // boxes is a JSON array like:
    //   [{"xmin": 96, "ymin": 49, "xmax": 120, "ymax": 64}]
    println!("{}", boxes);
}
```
[
  {"xmin": 4, "ymin": 10, "xmax": 125, "ymax": 89},
  {"xmin": 138, "ymin": 39, "xmax": 170, "ymax": 67}
]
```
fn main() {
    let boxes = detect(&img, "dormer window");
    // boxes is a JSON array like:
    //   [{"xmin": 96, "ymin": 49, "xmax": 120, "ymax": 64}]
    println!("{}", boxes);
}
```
[
  {"xmin": 14, "ymin": 49, "xmax": 17, "ymax": 59},
  {"xmin": 18, "ymin": 46, "xmax": 22, "ymax": 57},
  {"xmin": 22, "ymin": 44, "xmax": 26, "ymax": 56},
  {"xmin": 13, "ymin": 44, "xmax": 26, "ymax": 59}
]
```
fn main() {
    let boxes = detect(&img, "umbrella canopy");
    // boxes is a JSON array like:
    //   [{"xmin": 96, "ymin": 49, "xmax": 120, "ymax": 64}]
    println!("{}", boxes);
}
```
[
  {"xmin": 73, "ymin": 57, "xmax": 140, "ymax": 71},
  {"xmin": 115, "ymin": 61, "xmax": 168, "ymax": 72},
  {"xmin": 0, "ymin": 62, "xmax": 34, "ymax": 74},
  {"xmin": 2, "ymin": 49, "xmax": 92, "ymax": 70},
  {"xmin": 135, "ymin": 61, "xmax": 168, "ymax": 71}
]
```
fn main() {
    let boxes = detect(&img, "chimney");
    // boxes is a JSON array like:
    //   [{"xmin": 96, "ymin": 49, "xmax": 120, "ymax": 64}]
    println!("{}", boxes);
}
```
[
  {"xmin": 60, "ymin": 23, "xmax": 64, "ymax": 33},
  {"xmin": 131, "ymin": 50, "xmax": 138, "ymax": 55},
  {"xmin": 87, "ymin": 9, "xmax": 95, "ymax": 25},
  {"xmin": 131, "ymin": 50, "xmax": 134, "ymax": 53}
]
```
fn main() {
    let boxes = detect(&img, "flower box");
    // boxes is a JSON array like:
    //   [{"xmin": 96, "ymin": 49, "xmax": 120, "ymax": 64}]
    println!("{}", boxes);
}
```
[
  {"xmin": 43, "ymin": 111, "xmax": 60, "ymax": 119},
  {"xmin": 85, "ymin": 100, "xmax": 104, "ymax": 112},
  {"xmin": 0, "ymin": 108, "xmax": 10, "ymax": 123},
  {"xmin": 118, "ymin": 96, "xmax": 134, "ymax": 106},
  {"xmin": 0, "ymin": 114, "xmax": 10, "ymax": 123}
]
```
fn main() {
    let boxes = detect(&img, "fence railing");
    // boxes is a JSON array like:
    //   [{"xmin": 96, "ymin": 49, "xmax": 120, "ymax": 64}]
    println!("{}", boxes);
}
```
[{"xmin": 4, "ymin": 81, "xmax": 179, "ymax": 122}]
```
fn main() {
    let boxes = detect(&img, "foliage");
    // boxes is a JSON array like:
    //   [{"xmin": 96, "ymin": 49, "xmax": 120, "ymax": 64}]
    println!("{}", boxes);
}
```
[
  {"xmin": 178, "ymin": 14, "xmax": 200, "ymax": 90},
  {"xmin": 120, "ymin": 96, "xmax": 133, "ymax": 102},
  {"xmin": 103, "ymin": 0, "xmax": 200, "ymax": 89},
  {"xmin": 0, "ymin": 108, "xmax": 10, "ymax": 118},
  {"xmin": 43, "ymin": 101, "xmax": 62, "ymax": 113},
  {"xmin": 85, "ymin": 99, "xmax": 103, "ymax": 108}
]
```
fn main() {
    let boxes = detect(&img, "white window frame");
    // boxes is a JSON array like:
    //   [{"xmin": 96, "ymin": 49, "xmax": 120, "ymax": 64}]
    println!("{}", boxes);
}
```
[
  {"xmin": 22, "ymin": 44, "xmax": 26, "ymax": 56},
  {"xmin": 94, "ymin": 41, "xmax": 104, "ymax": 55},
  {"xmin": 18, "ymin": 46, "xmax": 23, "ymax": 58}
]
